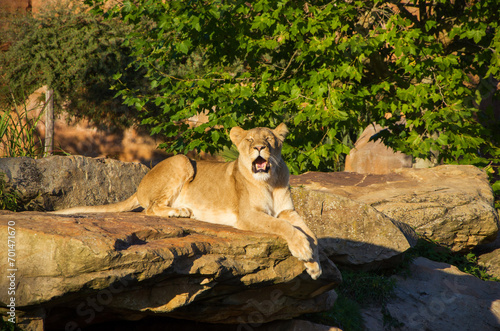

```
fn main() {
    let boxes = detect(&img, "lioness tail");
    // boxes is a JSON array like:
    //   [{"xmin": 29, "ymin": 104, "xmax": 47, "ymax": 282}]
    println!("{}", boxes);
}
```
[{"xmin": 51, "ymin": 194, "xmax": 140, "ymax": 215}]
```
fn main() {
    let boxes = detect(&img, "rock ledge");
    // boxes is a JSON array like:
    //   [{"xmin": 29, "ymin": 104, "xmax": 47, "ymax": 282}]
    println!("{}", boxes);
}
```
[{"xmin": 0, "ymin": 211, "xmax": 341, "ymax": 330}]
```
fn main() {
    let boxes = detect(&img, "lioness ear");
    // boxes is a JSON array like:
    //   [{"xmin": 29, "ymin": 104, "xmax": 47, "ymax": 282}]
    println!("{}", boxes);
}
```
[
  {"xmin": 230, "ymin": 126, "xmax": 246, "ymax": 146},
  {"xmin": 273, "ymin": 123, "xmax": 289, "ymax": 142}
]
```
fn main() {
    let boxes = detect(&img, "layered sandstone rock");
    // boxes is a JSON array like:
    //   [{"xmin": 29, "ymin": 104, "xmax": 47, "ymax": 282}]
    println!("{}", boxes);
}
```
[
  {"xmin": 0, "ymin": 211, "xmax": 341, "ymax": 330},
  {"xmin": 292, "ymin": 187, "xmax": 417, "ymax": 270},
  {"xmin": 0, "ymin": 155, "xmax": 148, "ymax": 211},
  {"xmin": 0, "ymin": 155, "xmax": 419, "ymax": 270},
  {"xmin": 291, "ymin": 165, "xmax": 499, "ymax": 252},
  {"xmin": 478, "ymin": 248, "xmax": 500, "ymax": 279}
]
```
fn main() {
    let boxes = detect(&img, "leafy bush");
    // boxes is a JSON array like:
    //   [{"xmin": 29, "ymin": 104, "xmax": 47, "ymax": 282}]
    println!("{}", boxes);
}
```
[
  {"xmin": 0, "ymin": 319, "xmax": 23, "ymax": 331},
  {"xmin": 87, "ymin": 0, "xmax": 499, "ymax": 173},
  {"xmin": 0, "ymin": 1, "xmax": 144, "ymax": 130}
]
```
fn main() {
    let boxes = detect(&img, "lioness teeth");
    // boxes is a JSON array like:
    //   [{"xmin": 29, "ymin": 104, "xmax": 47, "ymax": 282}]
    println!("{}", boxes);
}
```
[{"xmin": 253, "ymin": 156, "xmax": 269, "ymax": 172}]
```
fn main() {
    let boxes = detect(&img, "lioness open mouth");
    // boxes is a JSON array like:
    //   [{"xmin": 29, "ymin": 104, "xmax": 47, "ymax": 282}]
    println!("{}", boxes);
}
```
[{"xmin": 252, "ymin": 156, "xmax": 270, "ymax": 173}]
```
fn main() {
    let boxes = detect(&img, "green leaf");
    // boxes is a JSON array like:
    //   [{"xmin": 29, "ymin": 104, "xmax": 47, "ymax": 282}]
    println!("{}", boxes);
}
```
[
  {"xmin": 436, "ymin": 133, "xmax": 448, "ymax": 146},
  {"xmin": 211, "ymin": 130, "xmax": 220, "ymax": 143},
  {"xmin": 425, "ymin": 20, "xmax": 437, "ymax": 32},
  {"xmin": 290, "ymin": 85, "xmax": 301, "ymax": 99},
  {"xmin": 177, "ymin": 39, "xmax": 192, "ymax": 54}
]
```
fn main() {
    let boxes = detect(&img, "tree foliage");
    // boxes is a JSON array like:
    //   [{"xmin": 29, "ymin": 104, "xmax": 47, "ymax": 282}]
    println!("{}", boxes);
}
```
[
  {"xmin": 0, "ymin": 2, "xmax": 145, "ymax": 129},
  {"xmin": 88, "ymin": 0, "xmax": 499, "ymax": 173}
]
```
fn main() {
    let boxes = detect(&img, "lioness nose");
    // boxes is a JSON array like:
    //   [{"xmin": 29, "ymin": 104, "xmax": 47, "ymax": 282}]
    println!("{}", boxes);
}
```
[{"xmin": 254, "ymin": 145, "xmax": 266, "ymax": 152}]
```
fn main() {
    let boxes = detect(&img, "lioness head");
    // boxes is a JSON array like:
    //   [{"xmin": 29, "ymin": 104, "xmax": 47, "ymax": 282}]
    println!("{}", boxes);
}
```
[{"xmin": 230, "ymin": 123, "xmax": 289, "ymax": 181}]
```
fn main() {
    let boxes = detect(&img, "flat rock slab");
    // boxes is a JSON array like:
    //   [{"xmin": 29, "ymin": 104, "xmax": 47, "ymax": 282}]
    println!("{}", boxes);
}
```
[
  {"xmin": 291, "ymin": 165, "xmax": 499, "ymax": 252},
  {"xmin": 362, "ymin": 257, "xmax": 500, "ymax": 331},
  {"xmin": 0, "ymin": 156, "xmax": 149, "ymax": 211},
  {"xmin": 291, "ymin": 187, "xmax": 417, "ymax": 270},
  {"xmin": 0, "ymin": 211, "xmax": 341, "ymax": 329}
]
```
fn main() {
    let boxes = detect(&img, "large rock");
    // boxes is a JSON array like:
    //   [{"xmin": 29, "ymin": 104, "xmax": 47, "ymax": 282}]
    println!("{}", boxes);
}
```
[
  {"xmin": 291, "ymin": 187, "xmax": 417, "ymax": 270},
  {"xmin": 478, "ymin": 248, "xmax": 500, "ymax": 280},
  {"xmin": 344, "ymin": 123, "xmax": 413, "ymax": 175},
  {"xmin": 362, "ymin": 257, "xmax": 500, "ymax": 331},
  {"xmin": 291, "ymin": 165, "xmax": 499, "ymax": 252},
  {"xmin": 0, "ymin": 211, "xmax": 341, "ymax": 330},
  {"xmin": 1, "ymin": 155, "xmax": 418, "ymax": 271},
  {"xmin": 0, "ymin": 156, "xmax": 149, "ymax": 211}
]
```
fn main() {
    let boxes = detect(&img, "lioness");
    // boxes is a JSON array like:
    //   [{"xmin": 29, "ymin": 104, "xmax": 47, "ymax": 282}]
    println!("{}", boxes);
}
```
[{"xmin": 53, "ymin": 123, "xmax": 322, "ymax": 279}]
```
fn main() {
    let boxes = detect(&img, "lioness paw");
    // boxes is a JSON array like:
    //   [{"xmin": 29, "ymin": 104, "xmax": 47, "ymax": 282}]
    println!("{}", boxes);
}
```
[
  {"xmin": 288, "ymin": 230, "xmax": 313, "ymax": 262},
  {"xmin": 304, "ymin": 261, "xmax": 322, "ymax": 280}
]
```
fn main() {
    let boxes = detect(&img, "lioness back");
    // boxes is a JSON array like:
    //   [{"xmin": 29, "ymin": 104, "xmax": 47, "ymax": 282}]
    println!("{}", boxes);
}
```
[{"xmin": 173, "ymin": 160, "xmax": 241, "ymax": 226}]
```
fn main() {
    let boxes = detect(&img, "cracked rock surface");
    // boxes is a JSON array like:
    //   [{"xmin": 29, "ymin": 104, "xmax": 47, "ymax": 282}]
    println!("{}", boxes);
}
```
[
  {"xmin": 0, "ymin": 211, "xmax": 341, "ymax": 329},
  {"xmin": 291, "ymin": 187, "xmax": 417, "ymax": 270},
  {"xmin": 291, "ymin": 165, "xmax": 499, "ymax": 252},
  {"xmin": 0, "ymin": 156, "xmax": 149, "ymax": 211}
]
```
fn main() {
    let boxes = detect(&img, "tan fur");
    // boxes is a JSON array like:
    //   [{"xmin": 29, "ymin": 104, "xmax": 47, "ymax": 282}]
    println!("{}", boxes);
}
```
[{"xmin": 52, "ymin": 124, "xmax": 322, "ymax": 279}]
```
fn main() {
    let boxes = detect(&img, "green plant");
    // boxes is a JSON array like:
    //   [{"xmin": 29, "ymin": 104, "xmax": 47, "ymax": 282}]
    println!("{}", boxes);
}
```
[
  {"xmin": 338, "ymin": 269, "xmax": 397, "ymax": 305},
  {"xmin": 305, "ymin": 293, "xmax": 364, "ymax": 331},
  {"xmin": 0, "ymin": 319, "xmax": 21, "ymax": 331},
  {"xmin": 220, "ymin": 145, "xmax": 239, "ymax": 162},
  {"xmin": 0, "ymin": 94, "xmax": 44, "ymax": 158},
  {"xmin": 485, "ymin": 164, "xmax": 500, "ymax": 210},
  {"xmin": 303, "ymin": 267, "xmax": 397, "ymax": 330},
  {"xmin": 87, "ymin": 0, "xmax": 499, "ymax": 174},
  {"xmin": 492, "ymin": 181, "xmax": 500, "ymax": 210},
  {"xmin": 0, "ymin": 173, "xmax": 18, "ymax": 211}
]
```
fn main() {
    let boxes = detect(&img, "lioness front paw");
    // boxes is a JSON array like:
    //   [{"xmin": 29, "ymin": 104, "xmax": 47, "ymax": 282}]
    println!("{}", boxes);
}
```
[
  {"xmin": 287, "ymin": 230, "xmax": 314, "ymax": 262},
  {"xmin": 304, "ymin": 261, "xmax": 322, "ymax": 280}
]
